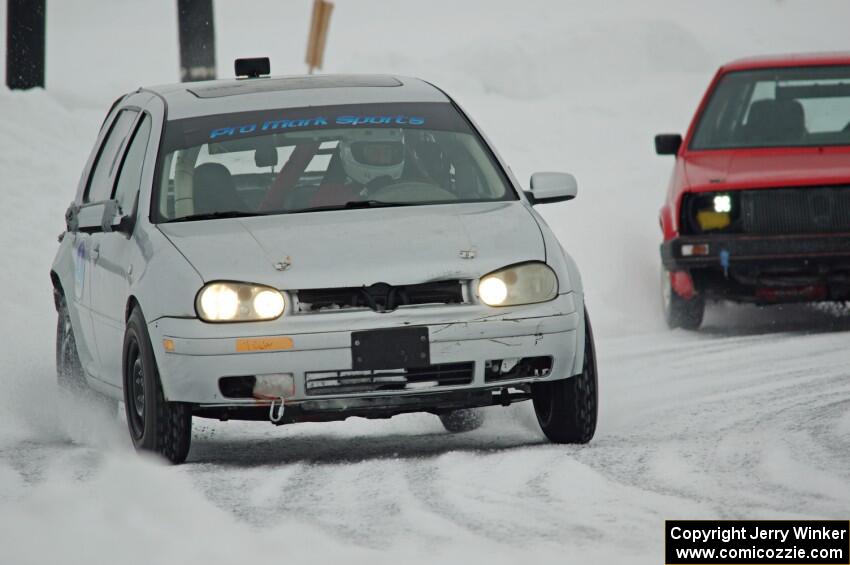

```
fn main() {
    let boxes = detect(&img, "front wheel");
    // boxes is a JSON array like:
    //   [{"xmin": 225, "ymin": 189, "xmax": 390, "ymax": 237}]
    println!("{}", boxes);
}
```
[
  {"xmin": 532, "ymin": 307, "xmax": 598, "ymax": 444},
  {"xmin": 661, "ymin": 269, "xmax": 704, "ymax": 330},
  {"xmin": 123, "ymin": 307, "xmax": 192, "ymax": 464}
]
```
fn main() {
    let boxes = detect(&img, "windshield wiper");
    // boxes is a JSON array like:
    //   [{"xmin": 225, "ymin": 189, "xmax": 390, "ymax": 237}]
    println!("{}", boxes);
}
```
[
  {"xmin": 288, "ymin": 200, "xmax": 414, "ymax": 214},
  {"xmin": 167, "ymin": 210, "xmax": 265, "ymax": 223},
  {"xmin": 169, "ymin": 201, "xmax": 414, "ymax": 221}
]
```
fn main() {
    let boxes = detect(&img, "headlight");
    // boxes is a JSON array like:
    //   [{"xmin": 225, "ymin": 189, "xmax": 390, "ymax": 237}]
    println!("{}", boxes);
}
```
[
  {"xmin": 196, "ymin": 282, "xmax": 285, "ymax": 322},
  {"xmin": 713, "ymin": 194, "xmax": 731, "ymax": 213},
  {"xmin": 477, "ymin": 262, "xmax": 558, "ymax": 307},
  {"xmin": 684, "ymin": 192, "xmax": 738, "ymax": 233}
]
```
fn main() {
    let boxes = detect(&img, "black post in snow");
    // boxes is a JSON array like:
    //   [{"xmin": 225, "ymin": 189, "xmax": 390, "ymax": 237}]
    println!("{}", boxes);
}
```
[
  {"xmin": 177, "ymin": 0, "xmax": 216, "ymax": 82},
  {"xmin": 5, "ymin": 0, "xmax": 46, "ymax": 90}
]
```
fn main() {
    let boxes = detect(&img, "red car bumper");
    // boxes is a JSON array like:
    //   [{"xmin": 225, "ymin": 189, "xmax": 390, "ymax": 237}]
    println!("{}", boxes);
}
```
[{"xmin": 660, "ymin": 233, "xmax": 850, "ymax": 303}]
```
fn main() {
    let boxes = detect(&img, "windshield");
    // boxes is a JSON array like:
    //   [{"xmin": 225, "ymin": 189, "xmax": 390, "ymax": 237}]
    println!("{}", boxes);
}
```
[
  {"xmin": 153, "ymin": 102, "xmax": 515, "ymax": 222},
  {"xmin": 690, "ymin": 65, "xmax": 850, "ymax": 150}
]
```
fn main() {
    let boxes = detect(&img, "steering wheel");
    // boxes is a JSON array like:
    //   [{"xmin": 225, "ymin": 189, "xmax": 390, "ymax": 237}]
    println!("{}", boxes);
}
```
[{"xmin": 369, "ymin": 181, "xmax": 457, "ymax": 203}]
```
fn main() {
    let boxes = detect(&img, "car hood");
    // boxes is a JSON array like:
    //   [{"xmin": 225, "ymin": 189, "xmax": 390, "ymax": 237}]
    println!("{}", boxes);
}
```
[
  {"xmin": 158, "ymin": 201, "xmax": 544, "ymax": 289},
  {"xmin": 683, "ymin": 147, "xmax": 850, "ymax": 192}
]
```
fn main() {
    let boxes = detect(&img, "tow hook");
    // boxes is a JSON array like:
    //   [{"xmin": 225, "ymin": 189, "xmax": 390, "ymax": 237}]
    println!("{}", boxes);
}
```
[{"xmin": 269, "ymin": 397, "xmax": 286, "ymax": 424}]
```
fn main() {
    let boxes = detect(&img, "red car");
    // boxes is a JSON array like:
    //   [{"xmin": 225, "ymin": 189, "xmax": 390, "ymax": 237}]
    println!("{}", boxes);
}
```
[{"xmin": 656, "ymin": 52, "xmax": 850, "ymax": 329}]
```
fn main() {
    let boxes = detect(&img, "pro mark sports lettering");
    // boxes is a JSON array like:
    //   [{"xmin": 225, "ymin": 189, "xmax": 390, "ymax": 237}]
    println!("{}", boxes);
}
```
[{"xmin": 209, "ymin": 114, "xmax": 425, "ymax": 139}]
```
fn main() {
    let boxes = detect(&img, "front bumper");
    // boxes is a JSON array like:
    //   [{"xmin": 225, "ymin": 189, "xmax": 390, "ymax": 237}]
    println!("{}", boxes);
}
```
[
  {"xmin": 147, "ymin": 293, "xmax": 582, "ymax": 414},
  {"xmin": 660, "ymin": 233, "xmax": 850, "ymax": 271}
]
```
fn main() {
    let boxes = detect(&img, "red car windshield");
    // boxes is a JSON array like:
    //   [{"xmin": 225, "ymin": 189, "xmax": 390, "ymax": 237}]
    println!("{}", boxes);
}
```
[{"xmin": 690, "ymin": 65, "xmax": 850, "ymax": 150}]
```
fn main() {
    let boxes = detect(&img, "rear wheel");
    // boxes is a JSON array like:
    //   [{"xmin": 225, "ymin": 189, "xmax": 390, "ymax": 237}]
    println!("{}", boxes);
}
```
[
  {"xmin": 123, "ymin": 307, "xmax": 192, "ymax": 464},
  {"xmin": 532, "ymin": 308, "xmax": 598, "ymax": 444},
  {"xmin": 661, "ymin": 269, "xmax": 704, "ymax": 330},
  {"xmin": 56, "ymin": 292, "xmax": 115, "ymax": 414},
  {"xmin": 439, "ymin": 408, "xmax": 484, "ymax": 433},
  {"xmin": 56, "ymin": 293, "xmax": 87, "ymax": 394}
]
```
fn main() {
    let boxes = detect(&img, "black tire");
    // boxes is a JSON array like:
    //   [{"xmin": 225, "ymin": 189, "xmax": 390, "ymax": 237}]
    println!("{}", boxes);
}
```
[
  {"xmin": 56, "ymin": 292, "xmax": 87, "ymax": 394},
  {"xmin": 123, "ymin": 307, "xmax": 192, "ymax": 464},
  {"xmin": 532, "ymin": 307, "xmax": 598, "ymax": 444},
  {"xmin": 439, "ymin": 408, "xmax": 484, "ymax": 433},
  {"xmin": 661, "ymin": 269, "xmax": 704, "ymax": 330},
  {"xmin": 56, "ymin": 291, "xmax": 118, "ymax": 415}
]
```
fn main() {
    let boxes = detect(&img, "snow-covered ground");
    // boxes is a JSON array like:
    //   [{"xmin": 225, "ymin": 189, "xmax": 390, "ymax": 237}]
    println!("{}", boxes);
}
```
[{"xmin": 1, "ymin": 1, "xmax": 850, "ymax": 563}]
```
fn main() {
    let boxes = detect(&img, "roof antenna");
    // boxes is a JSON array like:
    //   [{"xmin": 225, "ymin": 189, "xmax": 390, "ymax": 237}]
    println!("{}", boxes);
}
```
[{"xmin": 235, "ymin": 57, "xmax": 270, "ymax": 79}]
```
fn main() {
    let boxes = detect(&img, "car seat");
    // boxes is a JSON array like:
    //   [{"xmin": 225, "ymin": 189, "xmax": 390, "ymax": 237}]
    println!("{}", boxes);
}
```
[
  {"xmin": 744, "ymin": 98, "xmax": 806, "ymax": 144},
  {"xmin": 192, "ymin": 163, "xmax": 246, "ymax": 214}
]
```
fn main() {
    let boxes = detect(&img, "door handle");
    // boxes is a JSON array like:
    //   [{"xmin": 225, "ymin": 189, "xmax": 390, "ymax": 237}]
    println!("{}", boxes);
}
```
[{"xmin": 91, "ymin": 243, "xmax": 100, "ymax": 261}]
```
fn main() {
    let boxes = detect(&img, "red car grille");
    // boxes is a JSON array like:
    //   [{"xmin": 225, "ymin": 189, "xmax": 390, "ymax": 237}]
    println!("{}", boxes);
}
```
[{"xmin": 742, "ymin": 186, "xmax": 850, "ymax": 234}]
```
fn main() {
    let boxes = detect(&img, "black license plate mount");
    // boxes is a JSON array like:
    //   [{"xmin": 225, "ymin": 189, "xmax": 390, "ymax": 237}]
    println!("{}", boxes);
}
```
[{"xmin": 351, "ymin": 327, "xmax": 430, "ymax": 370}]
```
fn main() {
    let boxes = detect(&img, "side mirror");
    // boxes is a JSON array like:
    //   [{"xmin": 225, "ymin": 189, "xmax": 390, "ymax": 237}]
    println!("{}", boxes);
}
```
[
  {"xmin": 525, "ymin": 172, "xmax": 578, "ymax": 205},
  {"xmin": 103, "ymin": 200, "xmax": 135, "ymax": 235},
  {"xmin": 655, "ymin": 133, "xmax": 682, "ymax": 155},
  {"xmin": 112, "ymin": 214, "xmax": 135, "ymax": 235},
  {"xmin": 65, "ymin": 202, "xmax": 80, "ymax": 233},
  {"xmin": 70, "ymin": 199, "xmax": 133, "ymax": 235},
  {"xmin": 73, "ymin": 201, "xmax": 108, "ymax": 233}
]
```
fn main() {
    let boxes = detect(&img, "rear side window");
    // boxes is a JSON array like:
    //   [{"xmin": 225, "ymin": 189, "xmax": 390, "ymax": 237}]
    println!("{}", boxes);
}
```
[
  {"xmin": 85, "ymin": 109, "xmax": 138, "ymax": 203},
  {"xmin": 113, "ymin": 115, "xmax": 153, "ymax": 216}
]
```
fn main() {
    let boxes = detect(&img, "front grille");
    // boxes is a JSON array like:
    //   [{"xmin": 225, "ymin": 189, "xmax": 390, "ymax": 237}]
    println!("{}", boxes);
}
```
[
  {"xmin": 305, "ymin": 362, "xmax": 474, "ymax": 396},
  {"xmin": 295, "ymin": 280, "xmax": 466, "ymax": 313},
  {"xmin": 742, "ymin": 186, "xmax": 850, "ymax": 234},
  {"xmin": 681, "ymin": 186, "xmax": 850, "ymax": 235}
]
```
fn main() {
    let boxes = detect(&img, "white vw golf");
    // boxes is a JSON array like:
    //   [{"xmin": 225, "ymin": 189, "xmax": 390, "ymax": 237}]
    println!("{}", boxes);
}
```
[{"xmin": 52, "ymin": 59, "xmax": 597, "ymax": 463}]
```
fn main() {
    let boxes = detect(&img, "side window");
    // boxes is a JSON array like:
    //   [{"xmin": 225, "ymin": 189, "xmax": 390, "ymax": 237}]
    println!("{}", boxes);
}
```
[
  {"xmin": 113, "ymin": 115, "xmax": 153, "ymax": 215},
  {"xmin": 85, "ymin": 109, "xmax": 138, "ymax": 203}
]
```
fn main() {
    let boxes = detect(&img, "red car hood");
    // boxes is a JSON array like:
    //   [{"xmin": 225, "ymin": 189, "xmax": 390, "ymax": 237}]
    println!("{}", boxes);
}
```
[{"xmin": 683, "ymin": 147, "xmax": 850, "ymax": 192}]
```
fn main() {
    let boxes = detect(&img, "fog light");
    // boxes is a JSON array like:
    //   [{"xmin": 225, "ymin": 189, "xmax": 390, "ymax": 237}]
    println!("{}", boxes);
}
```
[
  {"xmin": 696, "ymin": 210, "xmax": 730, "ymax": 231},
  {"xmin": 253, "ymin": 373, "xmax": 295, "ymax": 399}
]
